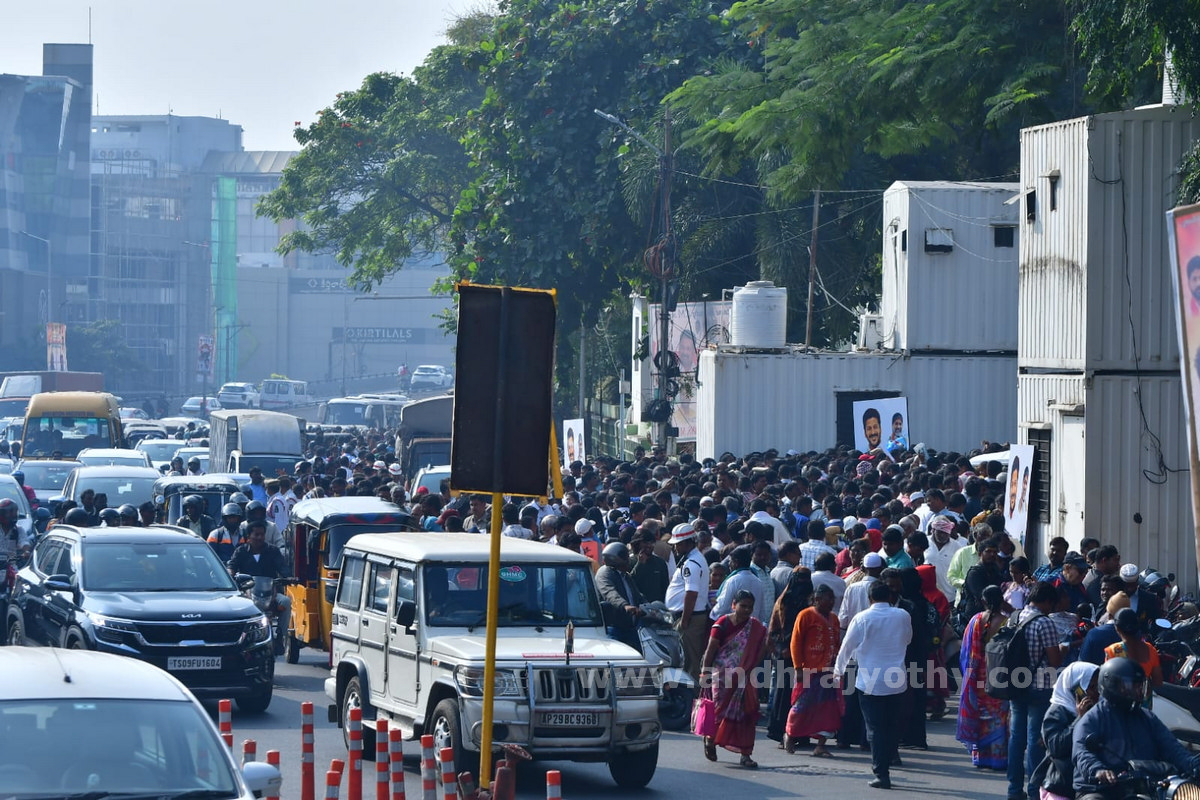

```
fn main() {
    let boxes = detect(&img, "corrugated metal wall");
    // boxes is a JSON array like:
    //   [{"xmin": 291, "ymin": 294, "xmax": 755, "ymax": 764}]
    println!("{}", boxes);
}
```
[
  {"xmin": 1086, "ymin": 113, "xmax": 1199, "ymax": 370},
  {"xmin": 897, "ymin": 183, "xmax": 1020, "ymax": 352},
  {"xmin": 1085, "ymin": 375, "xmax": 1195, "ymax": 588},
  {"xmin": 696, "ymin": 350, "xmax": 1016, "ymax": 458},
  {"xmin": 880, "ymin": 188, "xmax": 909, "ymax": 351},
  {"xmin": 1018, "ymin": 373, "xmax": 1087, "ymax": 424},
  {"xmin": 1020, "ymin": 117, "xmax": 1091, "ymax": 369}
]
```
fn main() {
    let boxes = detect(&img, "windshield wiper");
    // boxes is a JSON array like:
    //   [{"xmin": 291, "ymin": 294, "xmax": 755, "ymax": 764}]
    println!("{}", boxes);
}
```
[{"xmin": 466, "ymin": 603, "xmax": 525, "ymax": 633}]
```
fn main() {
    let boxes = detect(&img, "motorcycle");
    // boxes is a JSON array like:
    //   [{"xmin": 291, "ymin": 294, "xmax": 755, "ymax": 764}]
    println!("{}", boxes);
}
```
[
  {"xmin": 236, "ymin": 574, "xmax": 292, "ymax": 657},
  {"xmin": 636, "ymin": 601, "xmax": 697, "ymax": 731},
  {"xmin": 1081, "ymin": 733, "xmax": 1200, "ymax": 799}
]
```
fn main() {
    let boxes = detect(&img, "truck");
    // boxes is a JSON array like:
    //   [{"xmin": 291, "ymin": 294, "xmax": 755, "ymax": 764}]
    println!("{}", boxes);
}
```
[
  {"xmin": 208, "ymin": 409, "xmax": 305, "ymax": 476},
  {"xmin": 395, "ymin": 393, "xmax": 452, "ymax": 482},
  {"xmin": 316, "ymin": 395, "xmax": 407, "ymax": 431},
  {"xmin": 0, "ymin": 371, "xmax": 104, "ymax": 418}
]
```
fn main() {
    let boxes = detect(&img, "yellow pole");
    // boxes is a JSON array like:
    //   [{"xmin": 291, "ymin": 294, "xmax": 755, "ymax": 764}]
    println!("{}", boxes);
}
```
[
  {"xmin": 548, "ymin": 423, "xmax": 564, "ymax": 500},
  {"xmin": 479, "ymin": 492, "xmax": 504, "ymax": 789}
]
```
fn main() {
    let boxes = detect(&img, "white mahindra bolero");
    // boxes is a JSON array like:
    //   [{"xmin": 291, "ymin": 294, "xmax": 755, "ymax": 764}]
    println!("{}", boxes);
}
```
[{"xmin": 325, "ymin": 533, "xmax": 661, "ymax": 787}]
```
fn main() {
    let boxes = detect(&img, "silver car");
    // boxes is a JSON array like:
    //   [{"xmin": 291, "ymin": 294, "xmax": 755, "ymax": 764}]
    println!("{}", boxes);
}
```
[{"xmin": 0, "ymin": 648, "xmax": 280, "ymax": 798}]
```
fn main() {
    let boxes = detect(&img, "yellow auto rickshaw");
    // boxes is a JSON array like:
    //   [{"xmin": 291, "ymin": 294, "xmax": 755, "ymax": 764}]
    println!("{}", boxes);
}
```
[{"xmin": 284, "ymin": 496, "xmax": 411, "ymax": 663}]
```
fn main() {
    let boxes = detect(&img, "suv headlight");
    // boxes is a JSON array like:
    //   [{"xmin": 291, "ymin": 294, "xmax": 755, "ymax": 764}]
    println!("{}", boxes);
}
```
[
  {"xmin": 85, "ymin": 612, "xmax": 138, "ymax": 644},
  {"xmin": 454, "ymin": 666, "xmax": 525, "ymax": 698},
  {"xmin": 614, "ymin": 666, "xmax": 662, "ymax": 697},
  {"xmin": 242, "ymin": 614, "xmax": 271, "ymax": 645}
]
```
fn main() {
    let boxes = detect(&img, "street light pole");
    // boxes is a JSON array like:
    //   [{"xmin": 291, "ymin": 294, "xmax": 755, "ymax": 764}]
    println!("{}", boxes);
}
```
[{"xmin": 19, "ymin": 231, "xmax": 52, "ymax": 324}]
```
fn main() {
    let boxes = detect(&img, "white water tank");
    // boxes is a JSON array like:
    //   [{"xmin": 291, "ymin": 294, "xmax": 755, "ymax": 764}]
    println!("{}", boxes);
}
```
[{"xmin": 730, "ymin": 281, "xmax": 788, "ymax": 348}]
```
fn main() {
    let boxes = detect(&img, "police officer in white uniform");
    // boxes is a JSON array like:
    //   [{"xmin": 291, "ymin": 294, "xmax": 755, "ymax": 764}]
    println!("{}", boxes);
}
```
[{"xmin": 665, "ymin": 522, "xmax": 710, "ymax": 681}]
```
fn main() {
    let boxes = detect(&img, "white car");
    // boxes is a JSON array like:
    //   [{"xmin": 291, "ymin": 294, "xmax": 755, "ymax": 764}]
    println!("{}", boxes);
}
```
[
  {"xmin": 0, "ymin": 649, "xmax": 280, "ymax": 798},
  {"xmin": 175, "ymin": 446, "xmax": 210, "ymax": 474},
  {"xmin": 118, "ymin": 407, "xmax": 150, "ymax": 420},
  {"xmin": 409, "ymin": 364, "xmax": 453, "ymax": 390},
  {"xmin": 181, "ymin": 396, "xmax": 222, "ymax": 417},
  {"xmin": 217, "ymin": 382, "xmax": 261, "ymax": 409},
  {"xmin": 135, "ymin": 438, "xmax": 185, "ymax": 470},
  {"xmin": 77, "ymin": 447, "xmax": 153, "ymax": 468}
]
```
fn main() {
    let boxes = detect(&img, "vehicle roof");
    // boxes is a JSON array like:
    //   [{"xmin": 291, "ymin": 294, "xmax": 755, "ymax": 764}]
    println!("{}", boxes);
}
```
[
  {"xmin": 78, "ymin": 448, "xmax": 146, "ymax": 458},
  {"xmin": 343, "ymin": 532, "xmax": 592, "ymax": 564},
  {"xmin": 291, "ymin": 496, "xmax": 406, "ymax": 526},
  {"xmin": 15, "ymin": 459, "xmax": 80, "ymax": 470},
  {"xmin": 46, "ymin": 524, "xmax": 214, "ymax": 544},
  {"xmin": 414, "ymin": 364, "xmax": 445, "ymax": 370},
  {"xmin": 70, "ymin": 464, "xmax": 161, "ymax": 478},
  {"xmin": 0, "ymin": 648, "xmax": 193, "ymax": 702},
  {"xmin": 152, "ymin": 474, "xmax": 243, "ymax": 493},
  {"xmin": 219, "ymin": 382, "xmax": 255, "ymax": 388}
]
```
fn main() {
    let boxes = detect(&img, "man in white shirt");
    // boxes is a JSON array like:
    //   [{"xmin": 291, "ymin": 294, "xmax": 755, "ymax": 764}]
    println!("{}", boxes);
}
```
[
  {"xmin": 810, "ymin": 552, "xmax": 847, "ymax": 616},
  {"xmin": 771, "ymin": 540, "xmax": 802, "ymax": 597},
  {"xmin": 750, "ymin": 508, "xmax": 791, "ymax": 548},
  {"xmin": 665, "ymin": 522, "xmax": 710, "ymax": 682},
  {"xmin": 916, "ymin": 489, "xmax": 947, "ymax": 533},
  {"xmin": 799, "ymin": 519, "xmax": 839, "ymax": 569},
  {"xmin": 709, "ymin": 545, "xmax": 763, "ymax": 620},
  {"xmin": 834, "ymin": 580, "xmax": 913, "ymax": 790},
  {"xmin": 838, "ymin": 552, "xmax": 886, "ymax": 630},
  {"xmin": 923, "ymin": 515, "xmax": 964, "ymax": 605}
]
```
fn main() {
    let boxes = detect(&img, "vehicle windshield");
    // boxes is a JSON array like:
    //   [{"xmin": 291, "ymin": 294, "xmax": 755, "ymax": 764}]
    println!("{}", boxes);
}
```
[
  {"xmin": 74, "ymin": 475, "xmax": 157, "ymax": 506},
  {"xmin": 423, "ymin": 562, "xmax": 603, "ymax": 628},
  {"xmin": 0, "ymin": 399, "xmax": 28, "ymax": 417},
  {"xmin": 15, "ymin": 462, "xmax": 75, "ymax": 494},
  {"xmin": 23, "ymin": 416, "xmax": 114, "ymax": 458},
  {"xmin": 0, "ymin": 697, "xmax": 240, "ymax": 796},
  {"xmin": 416, "ymin": 470, "xmax": 450, "ymax": 494},
  {"xmin": 324, "ymin": 403, "xmax": 368, "ymax": 425},
  {"xmin": 137, "ymin": 440, "xmax": 184, "ymax": 462},
  {"xmin": 83, "ymin": 541, "xmax": 237, "ymax": 592},
  {"xmin": 237, "ymin": 455, "xmax": 298, "ymax": 477},
  {"xmin": 324, "ymin": 522, "xmax": 408, "ymax": 569},
  {"xmin": 166, "ymin": 489, "xmax": 235, "ymax": 524},
  {"xmin": 0, "ymin": 481, "xmax": 30, "ymax": 518}
]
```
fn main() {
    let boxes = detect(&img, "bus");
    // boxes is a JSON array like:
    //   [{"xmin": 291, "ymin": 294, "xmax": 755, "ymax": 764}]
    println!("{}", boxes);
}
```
[{"xmin": 21, "ymin": 391, "xmax": 124, "ymax": 460}]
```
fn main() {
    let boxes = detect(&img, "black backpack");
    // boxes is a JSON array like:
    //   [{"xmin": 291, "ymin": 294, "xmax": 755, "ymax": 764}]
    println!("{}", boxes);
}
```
[{"xmin": 983, "ymin": 614, "xmax": 1036, "ymax": 700}]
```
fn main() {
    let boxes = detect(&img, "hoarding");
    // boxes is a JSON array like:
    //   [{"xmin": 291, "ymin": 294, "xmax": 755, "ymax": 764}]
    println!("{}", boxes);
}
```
[{"xmin": 851, "ymin": 397, "xmax": 909, "ymax": 455}]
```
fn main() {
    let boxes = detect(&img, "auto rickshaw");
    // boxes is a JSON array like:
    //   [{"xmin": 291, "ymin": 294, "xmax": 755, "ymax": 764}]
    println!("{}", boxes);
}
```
[
  {"xmin": 151, "ymin": 475, "xmax": 245, "ymax": 528},
  {"xmin": 284, "ymin": 496, "xmax": 410, "ymax": 663}
]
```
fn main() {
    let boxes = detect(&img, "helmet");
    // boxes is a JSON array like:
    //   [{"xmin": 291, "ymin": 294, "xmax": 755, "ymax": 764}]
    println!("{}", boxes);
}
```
[
  {"xmin": 0, "ymin": 497, "xmax": 17, "ymax": 524},
  {"xmin": 1098, "ymin": 656, "xmax": 1147, "ymax": 712},
  {"xmin": 230, "ymin": 492, "xmax": 249, "ymax": 508},
  {"xmin": 601, "ymin": 541, "xmax": 631, "ymax": 568},
  {"xmin": 99, "ymin": 508, "xmax": 121, "ymax": 526},
  {"xmin": 11, "ymin": 470, "xmax": 23, "ymax": 483},
  {"xmin": 63, "ymin": 508, "xmax": 91, "ymax": 527},
  {"xmin": 117, "ymin": 504, "xmax": 138, "ymax": 521},
  {"xmin": 221, "ymin": 502, "xmax": 244, "ymax": 519},
  {"xmin": 245, "ymin": 500, "xmax": 266, "ymax": 520},
  {"xmin": 1140, "ymin": 569, "xmax": 1171, "ymax": 598},
  {"xmin": 183, "ymin": 494, "xmax": 204, "ymax": 511}
]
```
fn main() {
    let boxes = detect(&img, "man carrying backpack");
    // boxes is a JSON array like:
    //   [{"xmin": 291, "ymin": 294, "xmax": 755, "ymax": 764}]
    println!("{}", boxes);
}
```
[{"xmin": 1006, "ymin": 581, "xmax": 1064, "ymax": 800}]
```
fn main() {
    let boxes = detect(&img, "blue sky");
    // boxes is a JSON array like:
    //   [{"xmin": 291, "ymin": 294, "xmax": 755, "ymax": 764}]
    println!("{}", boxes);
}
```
[{"xmin": 3, "ymin": 0, "xmax": 470, "ymax": 150}]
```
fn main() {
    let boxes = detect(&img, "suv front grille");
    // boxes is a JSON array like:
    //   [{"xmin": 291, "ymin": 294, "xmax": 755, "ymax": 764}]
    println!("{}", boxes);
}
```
[
  {"xmin": 533, "ymin": 668, "xmax": 609, "ymax": 703},
  {"xmin": 136, "ymin": 622, "xmax": 246, "ymax": 645}
]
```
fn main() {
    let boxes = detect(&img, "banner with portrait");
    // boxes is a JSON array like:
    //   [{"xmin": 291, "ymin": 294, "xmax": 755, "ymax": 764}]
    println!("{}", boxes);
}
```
[
  {"xmin": 1166, "ymin": 203, "xmax": 1200, "ymax": 572},
  {"xmin": 851, "ymin": 397, "xmax": 910, "ymax": 455},
  {"xmin": 648, "ymin": 300, "xmax": 732, "ymax": 440},
  {"xmin": 562, "ymin": 418, "xmax": 585, "ymax": 469},
  {"xmin": 1004, "ymin": 443, "xmax": 1035, "ymax": 547},
  {"xmin": 196, "ymin": 334, "xmax": 215, "ymax": 383},
  {"xmin": 46, "ymin": 323, "xmax": 67, "ymax": 371}
]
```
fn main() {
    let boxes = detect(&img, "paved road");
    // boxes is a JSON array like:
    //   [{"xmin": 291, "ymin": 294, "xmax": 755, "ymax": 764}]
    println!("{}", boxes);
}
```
[{"xmin": 223, "ymin": 652, "xmax": 1012, "ymax": 800}]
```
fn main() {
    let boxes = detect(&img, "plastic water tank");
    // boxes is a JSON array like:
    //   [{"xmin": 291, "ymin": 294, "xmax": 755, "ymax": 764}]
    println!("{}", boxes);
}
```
[{"xmin": 730, "ymin": 281, "xmax": 787, "ymax": 348}]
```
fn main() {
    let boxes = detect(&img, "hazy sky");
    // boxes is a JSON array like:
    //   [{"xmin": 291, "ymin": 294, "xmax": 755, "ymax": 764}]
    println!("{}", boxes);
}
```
[{"xmin": 3, "ymin": 0, "xmax": 471, "ymax": 151}]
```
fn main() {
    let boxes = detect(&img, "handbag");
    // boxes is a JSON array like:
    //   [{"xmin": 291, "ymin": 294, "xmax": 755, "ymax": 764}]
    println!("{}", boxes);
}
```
[{"xmin": 691, "ymin": 694, "xmax": 716, "ymax": 737}]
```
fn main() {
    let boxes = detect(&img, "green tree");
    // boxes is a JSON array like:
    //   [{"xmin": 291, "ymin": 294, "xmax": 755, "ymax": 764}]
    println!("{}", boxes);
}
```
[{"xmin": 67, "ymin": 320, "xmax": 141, "ymax": 385}]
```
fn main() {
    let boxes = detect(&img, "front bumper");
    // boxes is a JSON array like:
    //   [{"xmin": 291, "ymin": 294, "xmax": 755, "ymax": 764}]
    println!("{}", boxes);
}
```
[
  {"xmin": 91, "ymin": 633, "xmax": 275, "ymax": 698},
  {"xmin": 460, "ymin": 696, "xmax": 660, "ymax": 759}
]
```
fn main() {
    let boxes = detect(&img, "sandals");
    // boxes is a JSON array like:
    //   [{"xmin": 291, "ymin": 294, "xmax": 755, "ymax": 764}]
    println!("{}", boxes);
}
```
[
  {"xmin": 704, "ymin": 738, "xmax": 717, "ymax": 762},
  {"xmin": 812, "ymin": 747, "xmax": 833, "ymax": 758},
  {"xmin": 784, "ymin": 736, "xmax": 797, "ymax": 755},
  {"xmin": 740, "ymin": 755, "xmax": 758, "ymax": 769}
]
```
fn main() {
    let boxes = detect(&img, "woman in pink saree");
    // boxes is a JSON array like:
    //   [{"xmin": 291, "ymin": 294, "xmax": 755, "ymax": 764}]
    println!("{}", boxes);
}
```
[{"xmin": 701, "ymin": 588, "xmax": 769, "ymax": 768}]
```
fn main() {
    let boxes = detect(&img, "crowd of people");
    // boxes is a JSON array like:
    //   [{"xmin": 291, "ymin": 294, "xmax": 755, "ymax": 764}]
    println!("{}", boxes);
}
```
[{"xmin": 10, "ymin": 422, "xmax": 1199, "ymax": 797}]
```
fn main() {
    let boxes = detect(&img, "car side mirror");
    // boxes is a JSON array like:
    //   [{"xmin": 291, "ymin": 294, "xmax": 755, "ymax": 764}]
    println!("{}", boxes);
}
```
[
  {"xmin": 396, "ymin": 599, "xmax": 416, "ymax": 629},
  {"xmin": 242, "ymin": 761, "xmax": 282, "ymax": 797},
  {"xmin": 45, "ymin": 575, "xmax": 73, "ymax": 593}
]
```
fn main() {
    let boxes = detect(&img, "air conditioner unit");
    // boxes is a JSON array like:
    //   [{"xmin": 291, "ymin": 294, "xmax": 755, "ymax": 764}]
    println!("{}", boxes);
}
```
[{"xmin": 857, "ymin": 314, "xmax": 884, "ymax": 350}]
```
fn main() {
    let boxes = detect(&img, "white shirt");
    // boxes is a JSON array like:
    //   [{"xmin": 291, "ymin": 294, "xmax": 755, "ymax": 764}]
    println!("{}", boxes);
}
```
[
  {"xmin": 751, "ymin": 511, "xmax": 791, "ymax": 547},
  {"xmin": 915, "ymin": 504, "xmax": 936, "ymax": 532},
  {"xmin": 501, "ymin": 523, "xmax": 534, "ymax": 540},
  {"xmin": 811, "ymin": 570, "xmax": 847, "ymax": 616},
  {"xmin": 665, "ymin": 549, "xmax": 709, "ymax": 614},
  {"xmin": 924, "ymin": 538, "xmax": 966, "ymax": 604},
  {"xmin": 838, "ymin": 575, "xmax": 877, "ymax": 631},
  {"xmin": 770, "ymin": 562, "xmax": 796, "ymax": 598},
  {"xmin": 709, "ymin": 569, "xmax": 763, "ymax": 621},
  {"xmin": 799, "ymin": 540, "xmax": 839, "ymax": 570},
  {"xmin": 834, "ymin": 602, "xmax": 913, "ymax": 696}
]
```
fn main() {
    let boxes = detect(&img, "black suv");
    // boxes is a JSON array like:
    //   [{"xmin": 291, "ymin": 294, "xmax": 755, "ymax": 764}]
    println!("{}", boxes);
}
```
[{"xmin": 5, "ymin": 525, "xmax": 275, "ymax": 712}]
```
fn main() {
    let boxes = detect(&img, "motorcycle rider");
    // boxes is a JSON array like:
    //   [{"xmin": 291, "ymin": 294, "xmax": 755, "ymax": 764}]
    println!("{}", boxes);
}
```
[
  {"xmin": 186, "ymin": 456, "xmax": 204, "ymax": 476},
  {"xmin": 176, "ymin": 495, "xmax": 216, "ymax": 539},
  {"xmin": 10, "ymin": 471, "xmax": 37, "ymax": 509},
  {"xmin": 98, "ymin": 508, "xmax": 120, "ymax": 527},
  {"xmin": 62, "ymin": 507, "xmax": 92, "ymax": 527},
  {"xmin": 239, "ymin": 500, "xmax": 284, "ymax": 552},
  {"xmin": 228, "ymin": 518, "xmax": 291, "ymax": 655},
  {"xmin": 167, "ymin": 456, "xmax": 186, "ymax": 477},
  {"xmin": 207, "ymin": 503, "xmax": 245, "ymax": 563},
  {"xmin": 0, "ymin": 498, "xmax": 31, "ymax": 565},
  {"xmin": 1071, "ymin": 657, "xmax": 1200, "ymax": 799},
  {"xmin": 595, "ymin": 541, "xmax": 646, "ymax": 649},
  {"xmin": 117, "ymin": 504, "xmax": 140, "ymax": 527}
]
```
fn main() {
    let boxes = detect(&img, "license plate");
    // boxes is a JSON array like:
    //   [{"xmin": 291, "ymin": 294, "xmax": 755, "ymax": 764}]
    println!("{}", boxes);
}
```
[
  {"xmin": 538, "ymin": 712, "xmax": 598, "ymax": 727},
  {"xmin": 168, "ymin": 656, "xmax": 222, "ymax": 670}
]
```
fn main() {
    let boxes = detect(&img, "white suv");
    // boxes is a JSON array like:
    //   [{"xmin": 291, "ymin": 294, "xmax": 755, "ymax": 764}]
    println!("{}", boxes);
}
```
[
  {"xmin": 325, "ymin": 533, "xmax": 661, "ymax": 787},
  {"xmin": 217, "ymin": 382, "xmax": 261, "ymax": 409},
  {"xmin": 409, "ymin": 365, "xmax": 453, "ymax": 390}
]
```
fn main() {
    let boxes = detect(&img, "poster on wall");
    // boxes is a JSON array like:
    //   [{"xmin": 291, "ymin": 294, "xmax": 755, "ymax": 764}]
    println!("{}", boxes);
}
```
[
  {"xmin": 562, "ymin": 418, "xmax": 585, "ymax": 469},
  {"xmin": 46, "ymin": 323, "xmax": 67, "ymax": 372},
  {"xmin": 648, "ymin": 300, "xmax": 732, "ymax": 440},
  {"xmin": 851, "ymin": 397, "xmax": 910, "ymax": 455},
  {"xmin": 1166, "ymin": 202, "xmax": 1200, "ymax": 570},
  {"xmin": 196, "ymin": 334, "xmax": 215, "ymax": 383},
  {"xmin": 1004, "ymin": 443, "xmax": 1035, "ymax": 547}
]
